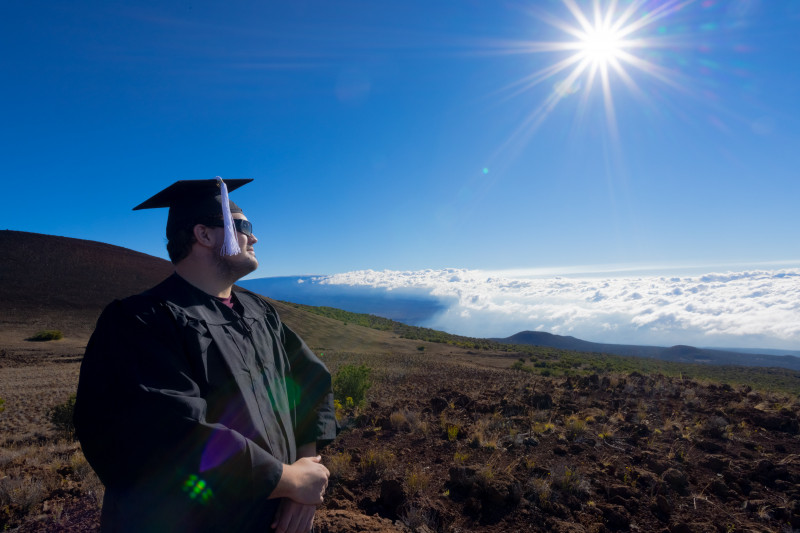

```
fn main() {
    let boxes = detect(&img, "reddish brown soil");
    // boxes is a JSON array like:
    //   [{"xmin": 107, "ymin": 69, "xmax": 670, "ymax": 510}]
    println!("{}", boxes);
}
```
[
  {"xmin": 5, "ymin": 351, "xmax": 798, "ymax": 532},
  {"xmin": 316, "ymin": 358, "xmax": 800, "ymax": 533}
]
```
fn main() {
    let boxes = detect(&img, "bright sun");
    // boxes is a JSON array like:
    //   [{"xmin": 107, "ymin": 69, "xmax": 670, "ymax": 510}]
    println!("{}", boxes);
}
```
[
  {"xmin": 502, "ymin": 0, "xmax": 687, "ymax": 138},
  {"xmin": 580, "ymin": 27, "xmax": 624, "ymax": 66}
]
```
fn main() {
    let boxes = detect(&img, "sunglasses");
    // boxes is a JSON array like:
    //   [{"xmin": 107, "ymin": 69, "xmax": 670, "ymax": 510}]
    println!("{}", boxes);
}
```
[{"xmin": 205, "ymin": 219, "xmax": 254, "ymax": 237}]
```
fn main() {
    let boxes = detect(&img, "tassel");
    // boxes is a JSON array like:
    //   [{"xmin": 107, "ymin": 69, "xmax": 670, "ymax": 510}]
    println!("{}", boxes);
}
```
[{"xmin": 217, "ymin": 177, "xmax": 241, "ymax": 256}]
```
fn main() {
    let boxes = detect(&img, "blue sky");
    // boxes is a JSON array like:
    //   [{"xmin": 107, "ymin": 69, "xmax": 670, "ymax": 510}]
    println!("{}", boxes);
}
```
[
  {"xmin": 3, "ymin": 1, "xmax": 800, "ymax": 347},
  {"xmin": 3, "ymin": 0, "xmax": 798, "ymax": 276}
]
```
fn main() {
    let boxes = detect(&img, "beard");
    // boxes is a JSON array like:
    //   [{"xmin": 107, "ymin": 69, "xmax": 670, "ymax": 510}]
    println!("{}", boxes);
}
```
[{"xmin": 214, "ymin": 249, "xmax": 258, "ymax": 282}]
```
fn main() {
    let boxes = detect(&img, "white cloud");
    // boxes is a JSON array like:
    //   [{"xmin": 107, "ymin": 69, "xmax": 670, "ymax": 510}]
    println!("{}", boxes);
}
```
[{"xmin": 316, "ymin": 268, "xmax": 800, "ymax": 349}]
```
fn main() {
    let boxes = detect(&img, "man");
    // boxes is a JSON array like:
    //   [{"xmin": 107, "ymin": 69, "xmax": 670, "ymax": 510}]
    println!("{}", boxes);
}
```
[{"xmin": 74, "ymin": 178, "xmax": 337, "ymax": 533}]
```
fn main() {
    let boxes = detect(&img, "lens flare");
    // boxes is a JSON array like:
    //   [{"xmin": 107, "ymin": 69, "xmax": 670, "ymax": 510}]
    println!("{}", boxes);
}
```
[
  {"xmin": 495, "ymin": 0, "xmax": 695, "ymax": 143},
  {"xmin": 183, "ymin": 474, "xmax": 214, "ymax": 504}
]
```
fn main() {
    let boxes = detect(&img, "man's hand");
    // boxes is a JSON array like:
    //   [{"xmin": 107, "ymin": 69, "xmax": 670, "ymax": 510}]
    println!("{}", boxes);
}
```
[
  {"xmin": 270, "ymin": 455, "xmax": 329, "ymax": 505},
  {"xmin": 271, "ymin": 499, "xmax": 316, "ymax": 533}
]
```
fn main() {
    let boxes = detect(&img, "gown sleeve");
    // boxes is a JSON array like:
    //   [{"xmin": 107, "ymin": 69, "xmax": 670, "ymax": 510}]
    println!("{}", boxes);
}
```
[
  {"xmin": 74, "ymin": 298, "xmax": 285, "ymax": 507},
  {"xmin": 279, "ymin": 320, "xmax": 339, "ymax": 449}
]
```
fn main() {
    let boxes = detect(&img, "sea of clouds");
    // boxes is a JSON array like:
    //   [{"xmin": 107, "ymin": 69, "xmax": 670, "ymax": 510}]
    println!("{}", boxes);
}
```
[{"xmin": 314, "ymin": 268, "xmax": 800, "ymax": 350}]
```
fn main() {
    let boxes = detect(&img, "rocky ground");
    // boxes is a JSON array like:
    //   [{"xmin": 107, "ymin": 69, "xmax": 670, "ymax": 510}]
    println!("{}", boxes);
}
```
[
  {"xmin": 2, "ymin": 350, "xmax": 799, "ymax": 532},
  {"xmin": 316, "ymin": 353, "xmax": 800, "ymax": 533}
]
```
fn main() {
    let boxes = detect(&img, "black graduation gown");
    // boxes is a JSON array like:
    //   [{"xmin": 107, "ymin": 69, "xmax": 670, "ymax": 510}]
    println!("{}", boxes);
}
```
[{"xmin": 74, "ymin": 273, "xmax": 338, "ymax": 532}]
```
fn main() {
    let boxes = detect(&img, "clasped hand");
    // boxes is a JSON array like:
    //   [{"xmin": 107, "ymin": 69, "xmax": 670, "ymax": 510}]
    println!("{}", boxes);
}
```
[{"xmin": 272, "ymin": 455, "xmax": 329, "ymax": 533}]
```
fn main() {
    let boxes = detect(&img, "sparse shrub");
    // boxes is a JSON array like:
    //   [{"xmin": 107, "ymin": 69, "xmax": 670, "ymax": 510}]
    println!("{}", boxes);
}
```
[
  {"xmin": 453, "ymin": 450, "xmax": 469, "ymax": 465},
  {"xmin": 69, "ymin": 450, "xmax": 93, "ymax": 481},
  {"xmin": 511, "ymin": 359, "xmax": 532, "ymax": 372},
  {"xmin": 701, "ymin": 415, "xmax": 729, "ymax": 439},
  {"xmin": 404, "ymin": 464, "xmax": 432, "ymax": 497},
  {"xmin": 681, "ymin": 387, "xmax": 699, "ymax": 406},
  {"xmin": 389, "ymin": 409, "xmax": 409, "ymax": 431},
  {"xmin": 439, "ymin": 411, "xmax": 461, "ymax": 441},
  {"xmin": 49, "ymin": 394, "xmax": 77, "ymax": 438},
  {"xmin": 28, "ymin": 329, "xmax": 63, "ymax": 341},
  {"xmin": 400, "ymin": 504, "xmax": 438, "ymax": 531},
  {"xmin": 469, "ymin": 413, "xmax": 507, "ymax": 448},
  {"xmin": 527, "ymin": 476, "xmax": 552, "ymax": 506},
  {"xmin": 333, "ymin": 364, "xmax": 372, "ymax": 408},
  {"xmin": 0, "ymin": 476, "xmax": 13, "ymax": 507},
  {"xmin": 417, "ymin": 345, "xmax": 425, "ymax": 351},
  {"xmin": 327, "ymin": 452, "xmax": 352, "ymax": 482},
  {"xmin": 532, "ymin": 421, "xmax": 555, "ymax": 435},
  {"xmin": 333, "ymin": 399, "xmax": 345, "ymax": 422},
  {"xmin": 622, "ymin": 465, "xmax": 639, "ymax": 488},
  {"xmin": 83, "ymin": 470, "xmax": 105, "ymax": 508},
  {"xmin": 9, "ymin": 479, "xmax": 46, "ymax": 513},
  {"xmin": 360, "ymin": 448, "xmax": 394, "ymax": 481},
  {"xmin": 476, "ymin": 466, "xmax": 495, "ymax": 486},
  {"xmin": 447, "ymin": 424, "xmax": 460, "ymax": 442},
  {"xmin": 564, "ymin": 415, "xmax": 586, "ymax": 441},
  {"xmin": 404, "ymin": 409, "xmax": 428, "ymax": 435},
  {"xmin": 597, "ymin": 425, "xmax": 615, "ymax": 440},
  {"xmin": 552, "ymin": 465, "xmax": 588, "ymax": 495},
  {"xmin": 0, "ymin": 397, "xmax": 5, "ymax": 414}
]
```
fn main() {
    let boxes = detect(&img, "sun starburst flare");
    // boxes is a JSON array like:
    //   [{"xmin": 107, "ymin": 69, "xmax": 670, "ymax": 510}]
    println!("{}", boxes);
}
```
[{"xmin": 501, "ymin": 0, "xmax": 694, "ymax": 141}]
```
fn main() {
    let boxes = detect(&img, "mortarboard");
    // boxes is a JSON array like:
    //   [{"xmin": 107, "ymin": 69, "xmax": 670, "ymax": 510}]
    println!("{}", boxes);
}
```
[{"xmin": 133, "ymin": 177, "xmax": 253, "ymax": 256}]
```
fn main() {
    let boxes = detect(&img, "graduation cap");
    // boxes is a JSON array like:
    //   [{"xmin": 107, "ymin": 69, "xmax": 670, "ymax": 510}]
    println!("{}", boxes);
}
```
[{"xmin": 133, "ymin": 177, "xmax": 253, "ymax": 256}]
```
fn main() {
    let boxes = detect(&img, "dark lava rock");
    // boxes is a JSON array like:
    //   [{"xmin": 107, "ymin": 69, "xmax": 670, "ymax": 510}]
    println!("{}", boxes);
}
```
[
  {"xmin": 568, "ymin": 443, "xmax": 584, "ymax": 454},
  {"xmin": 448, "ymin": 466, "xmax": 477, "ymax": 491},
  {"xmin": 599, "ymin": 503, "xmax": 630, "ymax": 530},
  {"xmin": 668, "ymin": 521, "xmax": 693, "ymax": 533},
  {"xmin": 524, "ymin": 393, "xmax": 554, "ymax": 410},
  {"xmin": 695, "ymin": 439, "xmax": 724, "ymax": 453},
  {"xmin": 744, "ymin": 499, "xmax": 769, "ymax": 512},
  {"xmin": 663, "ymin": 468, "xmax": 689, "ymax": 493},
  {"xmin": 652, "ymin": 494, "xmax": 672, "ymax": 519},
  {"xmin": 606, "ymin": 484, "xmax": 634, "ymax": 499},
  {"xmin": 430, "ymin": 397, "xmax": 448, "ymax": 414},
  {"xmin": 699, "ymin": 455, "xmax": 729, "ymax": 473},
  {"xmin": 750, "ymin": 411, "xmax": 799, "ymax": 434},
  {"xmin": 378, "ymin": 479, "xmax": 405, "ymax": 518},
  {"xmin": 710, "ymin": 479, "xmax": 733, "ymax": 500}
]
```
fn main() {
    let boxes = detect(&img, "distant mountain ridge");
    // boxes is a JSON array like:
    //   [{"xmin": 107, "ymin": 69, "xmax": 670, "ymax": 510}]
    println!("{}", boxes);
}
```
[{"xmin": 491, "ymin": 330, "xmax": 800, "ymax": 371}]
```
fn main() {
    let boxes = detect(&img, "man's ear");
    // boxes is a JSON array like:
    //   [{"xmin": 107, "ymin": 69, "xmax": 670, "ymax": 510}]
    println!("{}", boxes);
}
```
[{"xmin": 192, "ymin": 224, "xmax": 218, "ymax": 250}]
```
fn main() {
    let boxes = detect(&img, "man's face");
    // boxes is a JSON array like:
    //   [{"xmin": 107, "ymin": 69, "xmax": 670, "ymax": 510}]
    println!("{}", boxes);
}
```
[{"xmin": 217, "ymin": 212, "xmax": 258, "ymax": 278}]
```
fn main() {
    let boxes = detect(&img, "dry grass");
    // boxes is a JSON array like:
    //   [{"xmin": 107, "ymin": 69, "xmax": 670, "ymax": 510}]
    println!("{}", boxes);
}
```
[
  {"xmin": 0, "ymin": 362, "xmax": 81, "ymax": 444},
  {"xmin": 359, "ymin": 447, "xmax": 395, "ymax": 481},
  {"xmin": 0, "ymin": 438, "xmax": 103, "ymax": 527},
  {"xmin": 0, "ymin": 356, "xmax": 103, "ymax": 529},
  {"xmin": 403, "ymin": 463, "xmax": 432, "ymax": 497}
]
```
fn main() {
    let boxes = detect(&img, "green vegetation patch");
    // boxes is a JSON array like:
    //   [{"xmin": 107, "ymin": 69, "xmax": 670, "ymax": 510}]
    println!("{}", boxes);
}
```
[
  {"xmin": 288, "ymin": 301, "xmax": 800, "ymax": 395},
  {"xmin": 28, "ymin": 329, "xmax": 64, "ymax": 341},
  {"xmin": 49, "ymin": 394, "xmax": 77, "ymax": 438},
  {"xmin": 333, "ymin": 364, "xmax": 373, "ymax": 408}
]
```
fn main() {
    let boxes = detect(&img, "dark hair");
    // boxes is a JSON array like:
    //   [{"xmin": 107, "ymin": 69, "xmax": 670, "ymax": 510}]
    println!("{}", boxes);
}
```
[
  {"xmin": 166, "ymin": 226, "xmax": 197, "ymax": 264},
  {"xmin": 166, "ymin": 216, "xmax": 224, "ymax": 264}
]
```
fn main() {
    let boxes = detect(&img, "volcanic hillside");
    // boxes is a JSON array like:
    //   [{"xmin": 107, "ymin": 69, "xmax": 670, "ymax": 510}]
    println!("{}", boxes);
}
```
[{"xmin": 0, "ymin": 230, "xmax": 174, "ymax": 336}]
